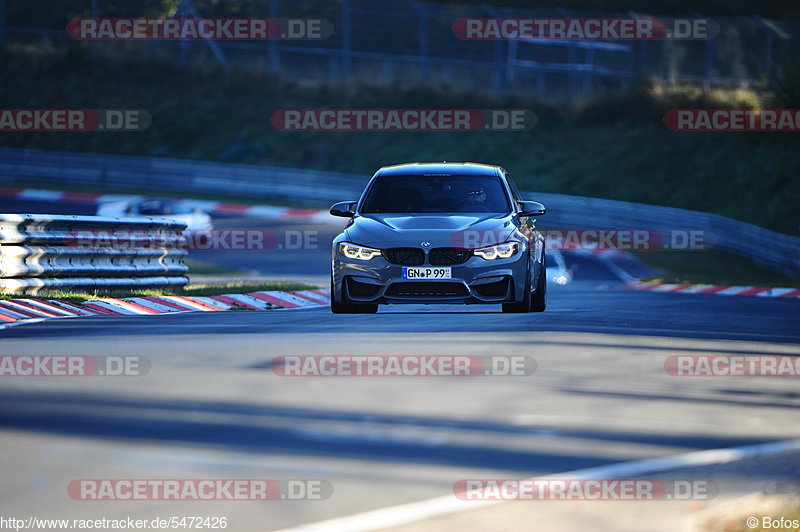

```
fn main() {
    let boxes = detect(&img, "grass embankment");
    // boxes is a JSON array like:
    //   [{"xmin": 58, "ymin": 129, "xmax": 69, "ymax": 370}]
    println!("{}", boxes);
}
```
[{"xmin": 1, "ymin": 47, "xmax": 798, "ymax": 235}]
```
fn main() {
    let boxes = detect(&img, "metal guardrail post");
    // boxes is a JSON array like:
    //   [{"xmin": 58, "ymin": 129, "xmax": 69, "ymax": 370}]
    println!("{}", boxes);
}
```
[
  {"xmin": 753, "ymin": 16, "xmax": 776, "ymax": 85},
  {"xmin": 481, "ymin": 5, "xmax": 505, "ymax": 96},
  {"xmin": 408, "ymin": 0, "xmax": 430, "ymax": 81},
  {"xmin": 696, "ymin": 13, "xmax": 715, "ymax": 87},
  {"xmin": 506, "ymin": 40, "xmax": 517, "ymax": 84},
  {"xmin": 340, "ymin": 0, "xmax": 351, "ymax": 81},
  {"xmin": 90, "ymin": 0, "xmax": 98, "ymax": 59},
  {"xmin": 177, "ymin": 0, "xmax": 189, "ymax": 68},
  {"xmin": 557, "ymin": 8, "xmax": 579, "ymax": 103},
  {"xmin": 626, "ymin": 11, "xmax": 641, "ymax": 88},
  {"xmin": 0, "ymin": 0, "xmax": 5, "ymax": 47},
  {"xmin": 269, "ymin": 0, "xmax": 279, "ymax": 74},
  {"xmin": 183, "ymin": 0, "xmax": 229, "ymax": 71},
  {"xmin": 583, "ymin": 47, "xmax": 595, "ymax": 93}
]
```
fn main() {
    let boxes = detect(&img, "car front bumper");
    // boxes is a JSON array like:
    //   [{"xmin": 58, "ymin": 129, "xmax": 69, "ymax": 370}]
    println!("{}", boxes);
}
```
[{"xmin": 332, "ymin": 248, "xmax": 535, "ymax": 305}]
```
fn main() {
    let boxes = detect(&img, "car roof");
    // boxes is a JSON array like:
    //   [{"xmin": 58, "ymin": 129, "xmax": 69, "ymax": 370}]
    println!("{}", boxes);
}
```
[{"xmin": 374, "ymin": 162, "xmax": 504, "ymax": 177}]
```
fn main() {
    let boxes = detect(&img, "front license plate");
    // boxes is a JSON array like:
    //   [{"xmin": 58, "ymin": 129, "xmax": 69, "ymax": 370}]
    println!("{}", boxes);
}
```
[{"xmin": 402, "ymin": 267, "xmax": 452, "ymax": 279}]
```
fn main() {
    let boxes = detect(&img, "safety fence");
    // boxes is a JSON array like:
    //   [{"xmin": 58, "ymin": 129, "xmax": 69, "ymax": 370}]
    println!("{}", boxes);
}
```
[{"xmin": 3, "ymin": 0, "xmax": 798, "ymax": 102}]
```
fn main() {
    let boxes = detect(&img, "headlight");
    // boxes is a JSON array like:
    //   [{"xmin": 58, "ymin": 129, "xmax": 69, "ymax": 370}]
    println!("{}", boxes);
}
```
[
  {"xmin": 339, "ymin": 242, "xmax": 382, "ymax": 260},
  {"xmin": 473, "ymin": 242, "xmax": 519, "ymax": 260}
]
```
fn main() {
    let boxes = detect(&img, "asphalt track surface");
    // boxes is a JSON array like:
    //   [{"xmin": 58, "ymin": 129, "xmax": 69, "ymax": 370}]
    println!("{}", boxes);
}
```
[{"xmin": 1, "ymin": 198, "xmax": 799, "ymax": 530}]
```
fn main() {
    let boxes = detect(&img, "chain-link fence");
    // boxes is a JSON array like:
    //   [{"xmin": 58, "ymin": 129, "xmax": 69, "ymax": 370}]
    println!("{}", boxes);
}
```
[{"xmin": 3, "ymin": 0, "xmax": 799, "ymax": 102}]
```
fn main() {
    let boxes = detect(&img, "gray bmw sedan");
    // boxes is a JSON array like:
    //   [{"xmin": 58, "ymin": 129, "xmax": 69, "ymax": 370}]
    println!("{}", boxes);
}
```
[{"xmin": 330, "ymin": 162, "xmax": 547, "ymax": 314}]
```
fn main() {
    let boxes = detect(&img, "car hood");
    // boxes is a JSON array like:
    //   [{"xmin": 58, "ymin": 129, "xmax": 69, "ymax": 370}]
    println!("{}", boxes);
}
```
[{"xmin": 344, "ymin": 213, "xmax": 516, "ymax": 247}]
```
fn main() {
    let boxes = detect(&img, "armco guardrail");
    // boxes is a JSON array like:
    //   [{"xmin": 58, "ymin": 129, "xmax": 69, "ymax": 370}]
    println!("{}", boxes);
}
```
[
  {"xmin": 0, "ymin": 148, "xmax": 368, "ymax": 204},
  {"xmin": 525, "ymin": 192, "xmax": 800, "ymax": 279},
  {"xmin": 1, "ymin": 147, "xmax": 798, "ymax": 278},
  {"xmin": 0, "ymin": 213, "xmax": 189, "ymax": 295}
]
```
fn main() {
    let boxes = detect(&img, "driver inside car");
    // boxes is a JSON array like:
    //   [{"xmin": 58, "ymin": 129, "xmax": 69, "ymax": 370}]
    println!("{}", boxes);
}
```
[{"xmin": 460, "ymin": 185, "xmax": 488, "ymax": 211}]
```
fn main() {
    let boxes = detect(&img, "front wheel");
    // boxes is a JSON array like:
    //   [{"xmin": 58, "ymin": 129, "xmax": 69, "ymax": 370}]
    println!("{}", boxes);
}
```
[
  {"xmin": 502, "ymin": 254, "xmax": 547, "ymax": 314},
  {"xmin": 530, "ymin": 262, "xmax": 547, "ymax": 312}
]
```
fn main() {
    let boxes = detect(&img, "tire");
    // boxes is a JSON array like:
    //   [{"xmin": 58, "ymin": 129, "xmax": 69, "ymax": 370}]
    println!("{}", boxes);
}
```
[
  {"xmin": 331, "ymin": 300, "xmax": 378, "ymax": 314},
  {"xmin": 331, "ymin": 275, "xmax": 379, "ymax": 314},
  {"xmin": 530, "ymin": 261, "xmax": 547, "ymax": 312},
  {"xmin": 502, "ymin": 253, "xmax": 547, "ymax": 314}
]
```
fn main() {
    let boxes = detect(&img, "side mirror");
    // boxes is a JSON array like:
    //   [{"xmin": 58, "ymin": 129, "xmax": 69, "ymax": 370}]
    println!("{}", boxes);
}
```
[
  {"xmin": 517, "ymin": 201, "xmax": 546, "ymax": 217},
  {"xmin": 330, "ymin": 201, "xmax": 357, "ymax": 217}
]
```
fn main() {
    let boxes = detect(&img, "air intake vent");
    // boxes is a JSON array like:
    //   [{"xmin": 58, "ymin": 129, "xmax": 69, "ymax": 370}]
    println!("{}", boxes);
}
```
[
  {"xmin": 429, "ymin": 248, "xmax": 471, "ymax": 265},
  {"xmin": 383, "ymin": 248, "xmax": 425, "ymax": 266},
  {"xmin": 386, "ymin": 282, "xmax": 468, "ymax": 297}
]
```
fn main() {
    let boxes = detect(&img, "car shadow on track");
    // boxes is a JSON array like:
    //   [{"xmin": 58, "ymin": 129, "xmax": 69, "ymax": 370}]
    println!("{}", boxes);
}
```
[{"xmin": 0, "ymin": 391, "xmax": 778, "ymax": 474}]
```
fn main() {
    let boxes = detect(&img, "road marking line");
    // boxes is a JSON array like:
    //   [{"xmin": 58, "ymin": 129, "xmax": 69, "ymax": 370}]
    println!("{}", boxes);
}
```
[
  {"xmin": 629, "ymin": 281, "xmax": 800, "ymax": 299},
  {"xmin": 249, "ymin": 291, "xmax": 303, "ymax": 308},
  {"xmin": 291, "ymin": 291, "xmax": 330, "ymax": 305},
  {"xmin": 167, "ymin": 296, "xmax": 227, "ymax": 311},
  {"xmin": 696, "ymin": 285, "xmax": 731, "ymax": 294},
  {"xmin": 4, "ymin": 299, "xmax": 61, "ymax": 317},
  {"xmin": 80, "ymin": 302, "xmax": 127, "ymax": 315},
  {"xmin": 717, "ymin": 285, "xmax": 753, "ymax": 295},
  {"xmin": 224, "ymin": 293, "xmax": 273, "ymax": 310},
  {"xmin": 274, "ymin": 438, "xmax": 800, "ymax": 532},
  {"xmin": 84, "ymin": 300, "xmax": 138, "ymax": 315},
  {"xmin": 0, "ymin": 301, "xmax": 47, "ymax": 318},
  {"xmin": 141, "ymin": 296, "xmax": 197, "ymax": 312},
  {"xmin": 22, "ymin": 299, "xmax": 78, "ymax": 316},
  {"xmin": 97, "ymin": 298, "xmax": 161, "ymax": 315},
  {"xmin": 211, "ymin": 294, "xmax": 264, "ymax": 310},
  {"xmin": 126, "ymin": 297, "xmax": 183, "ymax": 313}
]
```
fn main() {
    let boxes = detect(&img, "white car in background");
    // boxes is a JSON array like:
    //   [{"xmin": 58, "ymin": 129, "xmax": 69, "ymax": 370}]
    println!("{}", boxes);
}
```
[{"xmin": 97, "ymin": 197, "xmax": 213, "ymax": 232}]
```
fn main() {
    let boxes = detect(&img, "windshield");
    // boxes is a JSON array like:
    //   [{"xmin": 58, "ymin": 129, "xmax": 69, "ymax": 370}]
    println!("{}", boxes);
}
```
[
  {"xmin": 360, "ymin": 175, "xmax": 511, "ymax": 214},
  {"xmin": 136, "ymin": 199, "xmax": 191, "ymax": 215}
]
